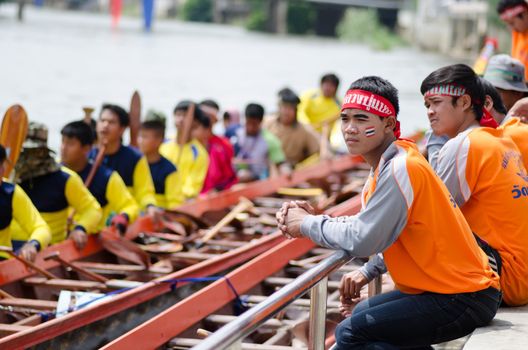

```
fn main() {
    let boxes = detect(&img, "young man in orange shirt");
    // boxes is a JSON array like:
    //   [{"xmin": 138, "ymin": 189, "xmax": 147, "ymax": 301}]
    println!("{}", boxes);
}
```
[
  {"xmin": 482, "ymin": 77, "xmax": 528, "ymax": 171},
  {"xmin": 423, "ymin": 64, "xmax": 528, "ymax": 306},
  {"xmin": 498, "ymin": 0, "xmax": 528, "ymax": 81},
  {"xmin": 277, "ymin": 76, "xmax": 500, "ymax": 349}
]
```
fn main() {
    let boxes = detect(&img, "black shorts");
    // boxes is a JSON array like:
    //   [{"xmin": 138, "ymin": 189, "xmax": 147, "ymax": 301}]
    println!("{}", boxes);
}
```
[{"xmin": 474, "ymin": 234, "xmax": 503, "ymax": 276}]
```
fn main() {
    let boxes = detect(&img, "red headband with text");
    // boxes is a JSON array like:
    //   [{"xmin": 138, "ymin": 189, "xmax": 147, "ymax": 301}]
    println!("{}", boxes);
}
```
[
  {"xmin": 341, "ymin": 89, "xmax": 401, "ymax": 138},
  {"xmin": 424, "ymin": 84, "xmax": 499, "ymax": 128},
  {"xmin": 500, "ymin": 4, "xmax": 528, "ymax": 21}
]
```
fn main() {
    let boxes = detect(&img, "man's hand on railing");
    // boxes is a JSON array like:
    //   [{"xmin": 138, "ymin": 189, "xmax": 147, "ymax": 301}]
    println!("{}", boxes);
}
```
[
  {"xmin": 276, "ymin": 201, "xmax": 315, "ymax": 239},
  {"xmin": 339, "ymin": 270, "xmax": 368, "ymax": 317}
]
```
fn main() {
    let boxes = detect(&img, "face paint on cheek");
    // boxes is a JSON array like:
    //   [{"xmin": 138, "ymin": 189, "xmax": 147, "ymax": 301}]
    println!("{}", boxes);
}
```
[{"xmin": 364, "ymin": 126, "xmax": 376, "ymax": 137}]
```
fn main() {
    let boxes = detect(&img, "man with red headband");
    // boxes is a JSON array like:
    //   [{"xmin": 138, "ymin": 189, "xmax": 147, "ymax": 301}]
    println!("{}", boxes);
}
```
[
  {"xmin": 498, "ymin": 0, "xmax": 528, "ymax": 80},
  {"xmin": 277, "ymin": 76, "xmax": 500, "ymax": 349},
  {"xmin": 423, "ymin": 64, "xmax": 528, "ymax": 306}
]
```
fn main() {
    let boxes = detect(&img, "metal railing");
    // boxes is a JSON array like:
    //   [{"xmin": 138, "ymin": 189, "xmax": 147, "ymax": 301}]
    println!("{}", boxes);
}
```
[{"xmin": 191, "ymin": 250, "xmax": 355, "ymax": 350}]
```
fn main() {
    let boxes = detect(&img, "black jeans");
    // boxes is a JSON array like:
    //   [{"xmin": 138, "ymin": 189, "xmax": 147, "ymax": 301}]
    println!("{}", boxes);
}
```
[{"xmin": 334, "ymin": 286, "xmax": 501, "ymax": 349}]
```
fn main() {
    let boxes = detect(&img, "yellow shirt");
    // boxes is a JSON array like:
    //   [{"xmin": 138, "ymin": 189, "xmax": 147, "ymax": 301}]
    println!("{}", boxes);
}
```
[
  {"xmin": 74, "ymin": 163, "xmax": 139, "ymax": 230},
  {"xmin": 159, "ymin": 139, "xmax": 209, "ymax": 201},
  {"xmin": 90, "ymin": 145, "xmax": 157, "ymax": 210},
  {"xmin": 0, "ymin": 181, "xmax": 50, "ymax": 259},
  {"xmin": 11, "ymin": 168, "xmax": 102, "ymax": 244},
  {"xmin": 298, "ymin": 89, "xmax": 341, "ymax": 133},
  {"xmin": 148, "ymin": 155, "xmax": 184, "ymax": 209}
]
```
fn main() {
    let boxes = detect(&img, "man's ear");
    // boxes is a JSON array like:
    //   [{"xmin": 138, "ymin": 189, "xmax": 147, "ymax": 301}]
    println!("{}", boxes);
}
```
[
  {"xmin": 458, "ymin": 94, "xmax": 473, "ymax": 112},
  {"xmin": 384, "ymin": 116, "xmax": 397, "ymax": 134},
  {"xmin": 484, "ymin": 95, "xmax": 493, "ymax": 112}
]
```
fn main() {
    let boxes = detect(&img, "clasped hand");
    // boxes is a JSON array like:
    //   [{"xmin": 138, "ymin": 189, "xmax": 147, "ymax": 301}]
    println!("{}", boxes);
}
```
[{"xmin": 275, "ymin": 200, "xmax": 315, "ymax": 239}]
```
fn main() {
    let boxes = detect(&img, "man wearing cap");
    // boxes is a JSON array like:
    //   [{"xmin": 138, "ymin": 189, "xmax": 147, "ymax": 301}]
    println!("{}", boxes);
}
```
[
  {"xmin": 0, "ymin": 144, "xmax": 50, "ymax": 261},
  {"xmin": 11, "ymin": 122, "xmax": 102, "ymax": 250},
  {"xmin": 91, "ymin": 104, "xmax": 157, "ymax": 214},
  {"xmin": 61, "ymin": 120, "xmax": 139, "ymax": 233},
  {"xmin": 264, "ymin": 88, "xmax": 320, "ymax": 167},
  {"xmin": 139, "ymin": 111, "xmax": 183, "ymax": 209},
  {"xmin": 423, "ymin": 64, "xmax": 528, "ymax": 306},
  {"xmin": 277, "ymin": 76, "xmax": 500, "ymax": 348},
  {"xmin": 497, "ymin": 0, "xmax": 528, "ymax": 81},
  {"xmin": 483, "ymin": 54, "xmax": 528, "ymax": 111},
  {"xmin": 160, "ymin": 101, "xmax": 209, "ymax": 201}
]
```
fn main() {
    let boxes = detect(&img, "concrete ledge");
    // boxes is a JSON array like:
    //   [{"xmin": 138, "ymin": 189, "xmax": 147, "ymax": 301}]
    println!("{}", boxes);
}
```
[{"xmin": 464, "ymin": 305, "xmax": 528, "ymax": 349}]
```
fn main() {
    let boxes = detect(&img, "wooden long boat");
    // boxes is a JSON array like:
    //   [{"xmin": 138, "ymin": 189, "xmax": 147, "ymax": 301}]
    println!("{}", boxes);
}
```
[
  {"xmin": 99, "ymin": 181, "xmax": 375, "ymax": 350},
  {"xmin": 0, "ymin": 154, "xmax": 367, "ymax": 349}
]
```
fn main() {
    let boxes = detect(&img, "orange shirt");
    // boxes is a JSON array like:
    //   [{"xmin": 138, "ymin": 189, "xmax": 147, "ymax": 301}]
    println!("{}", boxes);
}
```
[
  {"xmin": 302, "ymin": 140, "xmax": 499, "ymax": 295},
  {"xmin": 433, "ymin": 126, "xmax": 528, "ymax": 306},
  {"xmin": 378, "ymin": 141, "xmax": 498, "ymax": 294},
  {"xmin": 512, "ymin": 30, "xmax": 528, "ymax": 81},
  {"xmin": 500, "ymin": 116, "xmax": 528, "ymax": 170}
]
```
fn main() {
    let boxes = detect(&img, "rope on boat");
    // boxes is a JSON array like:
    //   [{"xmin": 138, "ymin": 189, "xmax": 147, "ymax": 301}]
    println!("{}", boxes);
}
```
[{"xmin": 36, "ymin": 275, "xmax": 248, "ymax": 322}]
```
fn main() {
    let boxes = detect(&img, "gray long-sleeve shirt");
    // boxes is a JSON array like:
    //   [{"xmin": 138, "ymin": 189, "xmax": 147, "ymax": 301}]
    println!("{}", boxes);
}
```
[{"xmin": 300, "ymin": 142, "xmax": 414, "ymax": 281}]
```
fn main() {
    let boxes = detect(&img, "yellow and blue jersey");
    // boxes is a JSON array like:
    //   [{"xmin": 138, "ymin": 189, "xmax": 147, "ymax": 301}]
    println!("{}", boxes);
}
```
[
  {"xmin": 1, "ymin": 181, "xmax": 50, "ymax": 259},
  {"xmin": 77, "ymin": 163, "xmax": 139, "ymax": 230},
  {"xmin": 159, "ymin": 139, "xmax": 209, "ymax": 201},
  {"xmin": 89, "ymin": 145, "xmax": 156, "ymax": 210},
  {"xmin": 148, "ymin": 156, "xmax": 183, "ymax": 209},
  {"xmin": 10, "ymin": 168, "xmax": 101, "ymax": 244}
]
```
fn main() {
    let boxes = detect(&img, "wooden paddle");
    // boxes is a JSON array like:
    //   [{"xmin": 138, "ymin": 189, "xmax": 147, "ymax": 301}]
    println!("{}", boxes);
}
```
[
  {"xmin": 0, "ymin": 104, "xmax": 28, "ymax": 179},
  {"xmin": 194, "ymin": 197, "xmax": 254, "ymax": 249},
  {"xmin": 473, "ymin": 37, "xmax": 498, "ymax": 76},
  {"xmin": 82, "ymin": 106, "xmax": 95, "ymax": 125},
  {"xmin": 176, "ymin": 103, "xmax": 195, "ymax": 167},
  {"xmin": 44, "ymin": 251, "xmax": 109, "ymax": 283},
  {"xmin": 67, "ymin": 143, "xmax": 107, "ymax": 231},
  {"xmin": 100, "ymin": 228, "xmax": 151, "ymax": 268},
  {"xmin": 129, "ymin": 91, "xmax": 141, "ymax": 148},
  {"xmin": 0, "ymin": 246, "xmax": 57, "ymax": 279}
]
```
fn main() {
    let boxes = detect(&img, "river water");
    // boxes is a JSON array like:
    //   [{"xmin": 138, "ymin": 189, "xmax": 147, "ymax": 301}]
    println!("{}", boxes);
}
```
[{"xmin": 0, "ymin": 5, "xmax": 453, "ymax": 151}]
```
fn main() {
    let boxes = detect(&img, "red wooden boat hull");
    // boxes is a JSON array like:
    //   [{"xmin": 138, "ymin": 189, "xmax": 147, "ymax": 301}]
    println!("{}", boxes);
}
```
[{"xmin": 0, "ymin": 155, "xmax": 362, "ymax": 349}]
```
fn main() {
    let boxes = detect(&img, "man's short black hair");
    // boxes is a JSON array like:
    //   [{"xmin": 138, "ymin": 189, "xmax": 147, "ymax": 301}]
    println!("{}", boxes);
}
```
[
  {"xmin": 173, "ymin": 100, "xmax": 208, "ymax": 121},
  {"xmin": 421, "ymin": 64, "xmax": 484, "ymax": 121},
  {"xmin": 196, "ymin": 113, "xmax": 211, "ymax": 129},
  {"xmin": 321, "ymin": 73, "xmax": 340, "ymax": 88},
  {"xmin": 497, "ymin": 0, "xmax": 526, "ymax": 14},
  {"xmin": 140, "ymin": 120, "xmax": 166, "ymax": 139},
  {"xmin": 481, "ymin": 78, "xmax": 508, "ymax": 116},
  {"xmin": 101, "ymin": 104, "xmax": 130, "ymax": 127},
  {"xmin": 245, "ymin": 103, "xmax": 265, "ymax": 121},
  {"xmin": 348, "ymin": 76, "xmax": 400, "ymax": 116},
  {"xmin": 200, "ymin": 99, "xmax": 220, "ymax": 111},
  {"xmin": 278, "ymin": 87, "xmax": 301, "ymax": 105},
  {"xmin": 61, "ymin": 120, "xmax": 96, "ymax": 146},
  {"xmin": 0, "ymin": 144, "xmax": 6, "ymax": 164}
]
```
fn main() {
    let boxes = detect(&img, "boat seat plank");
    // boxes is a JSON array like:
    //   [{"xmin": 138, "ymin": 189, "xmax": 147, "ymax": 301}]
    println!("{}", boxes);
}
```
[
  {"xmin": 264, "ymin": 277, "xmax": 340, "ymax": 290},
  {"xmin": 205, "ymin": 314, "xmax": 295, "ymax": 329},
  {"xmin": 463, "ymin": 305, "xmax": 528, "ymax": 350},
  {"xmin": 23, "ymin": 277, "xmax": 107, "ymax": 291},
  {"xmin": 13, "ymin": 314, "xmax": 42, "ymax": 326},
  {"xmin": 0, "ymin": 298, "xmax": 57, "ymax": 310},
  {"xmin": 75, "ymin": 262, "xmax": 169, "ymax": 275},
  {"xmin": 0, "ymin": 324, "xmax": 33, "ymax": 337},
  {"xmin": 244, "ymin": 295, "xmax": 340, "ymax": 309},
  {"xmin": 168, "ymin": 338, "xmax": 295, "ymax": 350}
]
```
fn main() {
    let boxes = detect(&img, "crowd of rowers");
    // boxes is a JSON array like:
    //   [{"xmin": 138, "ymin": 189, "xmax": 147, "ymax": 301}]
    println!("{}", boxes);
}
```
[
  {"xmin": 0, "ymin": 73, "xmax": 342, "ymax": 262},
  {"xmin": 2, "ymin": 53, "xmax": 528, "ymax": 346}
]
